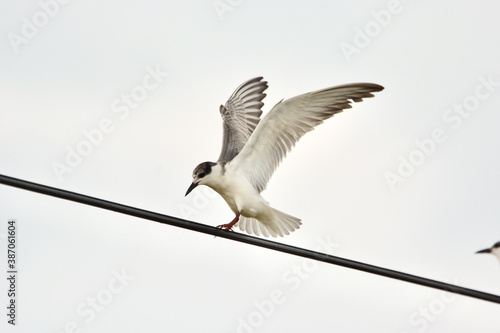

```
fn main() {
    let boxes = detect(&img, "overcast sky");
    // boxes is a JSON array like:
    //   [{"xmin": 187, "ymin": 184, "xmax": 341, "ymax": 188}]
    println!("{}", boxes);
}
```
[{"xmin": 1, "ymin": 1, "xmax": 500, "ymax": 332}]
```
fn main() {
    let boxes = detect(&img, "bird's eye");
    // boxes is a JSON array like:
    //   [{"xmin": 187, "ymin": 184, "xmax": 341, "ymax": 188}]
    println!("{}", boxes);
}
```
[{"xmin": 198, "ymin": 172, "xmax": 205, "ymax": 178}]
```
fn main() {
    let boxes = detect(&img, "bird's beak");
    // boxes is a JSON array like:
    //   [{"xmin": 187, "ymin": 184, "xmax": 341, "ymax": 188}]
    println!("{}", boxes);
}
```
[
  {"xmin": 185, "ymin": 182, "xmax": 199, "ymax": 196},
  {"xmin": 476, "ymin": 248, "xmax": 492, "ymax": 254}
]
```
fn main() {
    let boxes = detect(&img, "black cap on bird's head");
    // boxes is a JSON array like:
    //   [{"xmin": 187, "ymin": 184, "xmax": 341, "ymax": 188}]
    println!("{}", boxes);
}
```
[{"xmin": 185, "ymin": 162, "xmax": 216, "ymax": 196}]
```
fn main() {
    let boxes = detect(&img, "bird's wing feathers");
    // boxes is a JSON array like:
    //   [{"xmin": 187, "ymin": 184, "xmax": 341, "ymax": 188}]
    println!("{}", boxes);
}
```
[
  {"xmin": 230, "ymin": 83, "xmax": 384, "ymax": 192},
  {"xmin": 217, "ymin": 77, "xmax": 268, "ymax": 162}
]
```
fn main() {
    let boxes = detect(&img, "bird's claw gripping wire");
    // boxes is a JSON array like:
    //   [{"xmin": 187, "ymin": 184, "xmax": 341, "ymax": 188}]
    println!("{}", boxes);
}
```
[{"xmin": 216, "ymin": 212, "xmax": 240, "ymax": 232}]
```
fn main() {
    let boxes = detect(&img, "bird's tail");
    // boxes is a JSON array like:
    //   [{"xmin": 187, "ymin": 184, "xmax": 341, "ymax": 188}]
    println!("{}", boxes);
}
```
[{"xmin": 237, "ymin": 208, "xmax": 301, "ymax": 237}]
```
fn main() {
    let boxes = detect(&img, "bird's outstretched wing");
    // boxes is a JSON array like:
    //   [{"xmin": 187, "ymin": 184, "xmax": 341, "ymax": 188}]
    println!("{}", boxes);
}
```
[
  {"xmin": 229, "ymin": 83, "xmax": 384, "ymax": 192},
  {"xmin": 217, "ymin": 77, "xmax": 268, "ymax": 162}
]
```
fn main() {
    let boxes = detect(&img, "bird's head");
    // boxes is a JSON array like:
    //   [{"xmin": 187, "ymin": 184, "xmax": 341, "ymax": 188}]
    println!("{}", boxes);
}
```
[
  {"xmin": 185, "ymin": 161, "xmax": 217, "ymax": 196},
  {"xmin": 476, "ymin": 241, "xmax": 500, "ymax": 261}
]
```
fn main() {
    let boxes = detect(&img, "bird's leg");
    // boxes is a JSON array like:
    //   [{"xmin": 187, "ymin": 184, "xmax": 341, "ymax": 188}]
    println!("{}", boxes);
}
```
[{"xmin": 216, "ymin": 212, "xmax": 240, "ymax": 232}]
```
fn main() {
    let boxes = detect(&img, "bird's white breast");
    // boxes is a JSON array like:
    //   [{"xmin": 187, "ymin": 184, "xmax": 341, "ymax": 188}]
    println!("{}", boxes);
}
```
[{"xmin": 205, "ymin": 163, "xmax": 269, "ymax": 218}]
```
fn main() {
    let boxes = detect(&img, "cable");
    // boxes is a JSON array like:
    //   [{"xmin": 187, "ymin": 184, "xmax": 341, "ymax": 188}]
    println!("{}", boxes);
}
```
[{"xmin": 1, "ymin": 173, "xmax": 499, "ymax": 304}]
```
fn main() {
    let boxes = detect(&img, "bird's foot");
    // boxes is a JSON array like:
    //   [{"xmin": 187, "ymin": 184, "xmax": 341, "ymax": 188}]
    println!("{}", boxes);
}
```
[
  {"xmin": 216, "ymin": 223, "xmax": 235, "ymax": 232},
  {"xmin": 216, "ymin": 212, "xmax": 240, "ymax": 232}
]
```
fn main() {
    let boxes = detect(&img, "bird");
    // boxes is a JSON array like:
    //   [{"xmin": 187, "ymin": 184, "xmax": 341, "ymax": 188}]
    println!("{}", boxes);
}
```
[
  {"xmin": 185, "ymin": 77, "xmax": 384, "ymax": 237},
  {"xmin": 476, "ymin": 241, "xmax": 500, "ymax": 263}
]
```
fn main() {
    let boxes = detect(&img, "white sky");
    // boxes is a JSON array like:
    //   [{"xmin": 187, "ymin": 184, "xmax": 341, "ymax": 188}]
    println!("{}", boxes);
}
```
[{"xmin": 1, "ymin": 1, "xmax": 500, "ymax": 332}]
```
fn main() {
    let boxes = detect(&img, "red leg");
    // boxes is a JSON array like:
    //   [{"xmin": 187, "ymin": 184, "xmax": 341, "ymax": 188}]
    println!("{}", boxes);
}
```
[{"xmin": 216, "ymin": 212, "xmax": 240, "ymax": 232}]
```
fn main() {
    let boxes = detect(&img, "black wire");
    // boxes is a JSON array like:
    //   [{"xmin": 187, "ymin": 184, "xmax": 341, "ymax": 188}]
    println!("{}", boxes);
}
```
[{"xmin": 1, "ymin": 173, "xmax": 499, "ymax": 304}]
